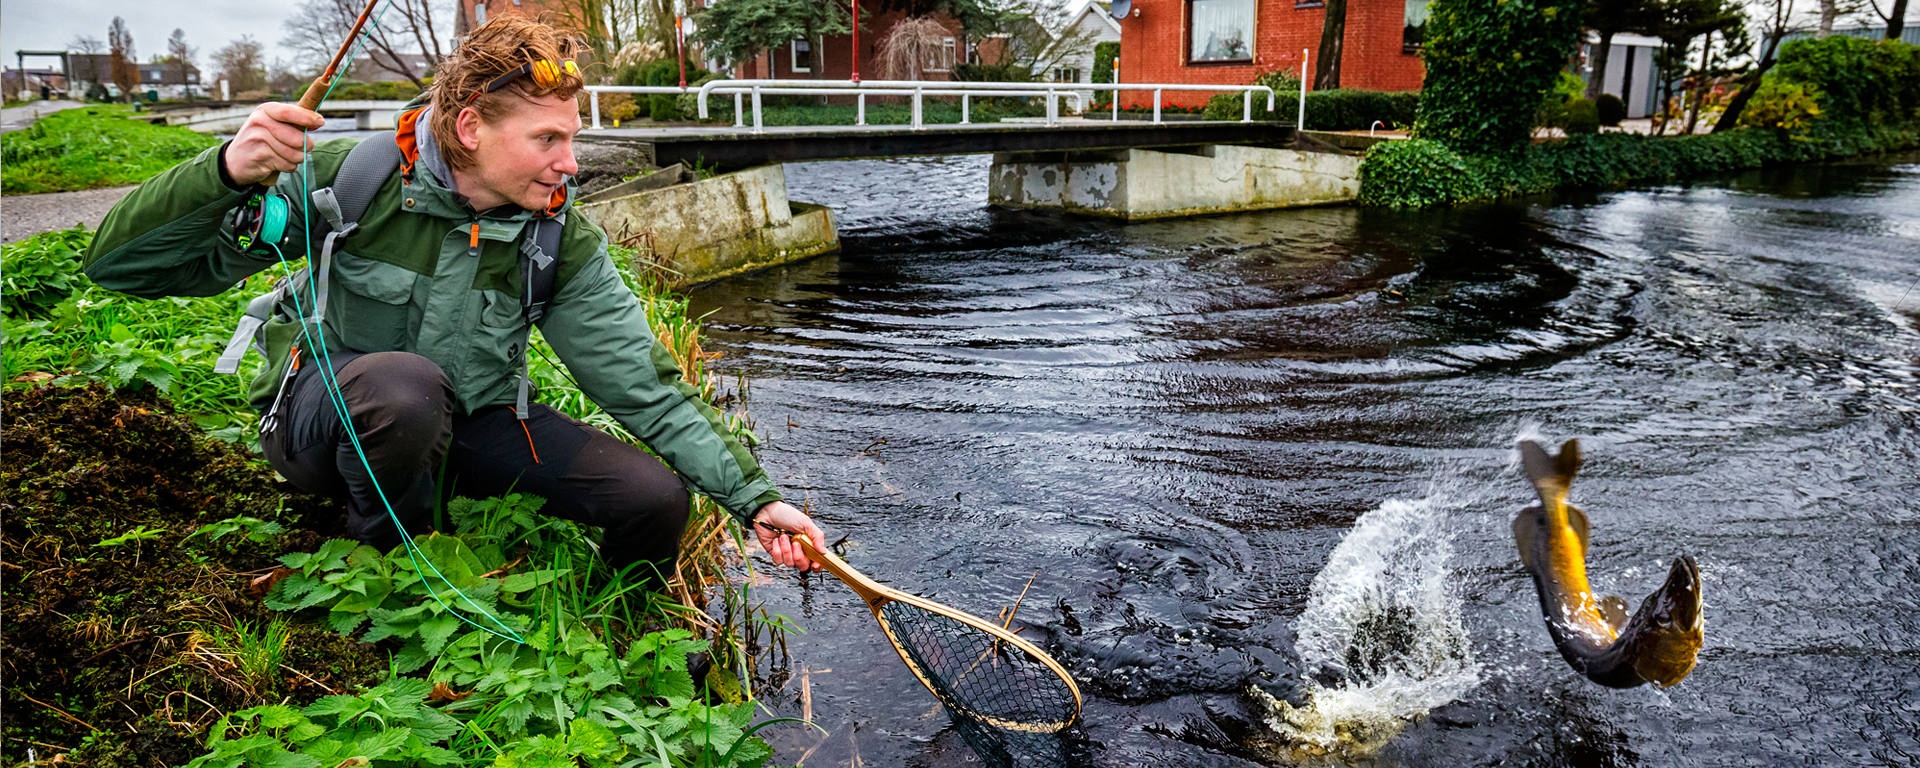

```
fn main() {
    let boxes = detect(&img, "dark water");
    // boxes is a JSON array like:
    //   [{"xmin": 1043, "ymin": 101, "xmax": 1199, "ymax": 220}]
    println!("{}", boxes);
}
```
[{"xmin": 688, "ymin": 153, "xmax": 1920, "ymax": 767}]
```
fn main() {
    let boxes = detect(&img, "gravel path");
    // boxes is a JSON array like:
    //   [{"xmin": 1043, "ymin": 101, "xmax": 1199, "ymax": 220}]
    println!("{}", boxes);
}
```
[
  {"xmin": 1, "ymin": 100, "xmax": 87, "ymax": 134},
  {"xmin": 3, "ymin": 186, "xmax": 136, "ymax": 243}
]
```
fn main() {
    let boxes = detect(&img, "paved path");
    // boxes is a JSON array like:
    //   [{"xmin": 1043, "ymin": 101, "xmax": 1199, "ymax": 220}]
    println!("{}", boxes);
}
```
[
  {"xmin": 3, "ymin": 186, "xmax": 136, "ymax": 243},
  {"xmin": 1, "ymin": 100, "xmax": 87, "ymax": 134}
]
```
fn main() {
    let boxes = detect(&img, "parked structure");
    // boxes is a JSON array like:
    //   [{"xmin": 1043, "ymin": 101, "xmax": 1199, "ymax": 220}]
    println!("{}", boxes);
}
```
[
  {"xmin": 137, "ymin": 62, "xmax": 201, "ymax": 100},
  {"xmin": 1116, "ymin": 0, "xmax": 1425, "ymax": 107},
  {"xmin": 1579, "ymin": 32, "xmax": 1662, "ymax": 119},
  {"xmin": 1042, "ymin": 1, "xmax": 1124, "ymax": 103}
]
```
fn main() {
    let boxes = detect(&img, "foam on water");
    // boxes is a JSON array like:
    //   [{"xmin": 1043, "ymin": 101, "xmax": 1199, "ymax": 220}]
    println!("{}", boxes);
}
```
[{"xmin": 1256, "ymin": 482, "xmax": 1483, "ymax": 759}]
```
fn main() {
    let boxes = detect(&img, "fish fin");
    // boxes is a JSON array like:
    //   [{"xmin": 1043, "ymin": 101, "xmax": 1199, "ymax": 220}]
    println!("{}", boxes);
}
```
[
  {"xmin": 1598, "ymin": 594, "xmax": 1630, "ymax": 632},
  {"xmin": 1567, "ymin": 503, "xmax": 1592, "ymax": 554},
  {"xmin": 1520, "ymin": 438, "xmax": 1583, "ymax": 511},
  {"xmin": 1513, "ymin": 504, "xmax": 1544, "ymax": 571}
]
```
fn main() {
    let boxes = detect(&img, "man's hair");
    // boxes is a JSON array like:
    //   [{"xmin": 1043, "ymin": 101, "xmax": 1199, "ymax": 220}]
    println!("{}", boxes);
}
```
[{"xmin": 429, "ymin": 15, "xmax": 586, "ymax": 171}]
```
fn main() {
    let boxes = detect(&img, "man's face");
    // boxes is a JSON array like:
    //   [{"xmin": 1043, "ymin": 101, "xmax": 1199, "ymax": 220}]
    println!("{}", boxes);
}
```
[{"xmin": 461, "ymin": 93, "xmax": 581, "ymax": 211}]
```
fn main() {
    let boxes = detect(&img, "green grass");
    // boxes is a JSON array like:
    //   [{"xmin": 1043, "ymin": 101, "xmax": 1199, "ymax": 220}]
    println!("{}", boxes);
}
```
[
  {"xmin": 1, "ymin": 103, "xmax": 220, "ymax": 195},
  {"xmin": 4, "ymin": 226, "xmax": 806, "ymax": 764}
]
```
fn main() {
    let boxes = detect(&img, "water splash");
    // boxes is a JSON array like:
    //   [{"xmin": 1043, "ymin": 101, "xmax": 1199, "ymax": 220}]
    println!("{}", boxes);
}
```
[{"xmin": 1255, "ymin": 485, "xmax": 1482, "ymax": 760}]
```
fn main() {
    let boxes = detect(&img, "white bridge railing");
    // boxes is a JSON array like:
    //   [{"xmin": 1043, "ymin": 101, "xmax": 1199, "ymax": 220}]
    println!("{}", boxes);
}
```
[{"xmin": 583, "ymin": 81, "xmax": 1277, "ymax": 133}]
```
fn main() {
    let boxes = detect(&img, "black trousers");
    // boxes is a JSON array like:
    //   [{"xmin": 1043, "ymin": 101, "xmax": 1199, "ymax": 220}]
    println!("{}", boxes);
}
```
[{"xmin": 261, "ymin": 351, "xmax": 691, "ymax": 580}]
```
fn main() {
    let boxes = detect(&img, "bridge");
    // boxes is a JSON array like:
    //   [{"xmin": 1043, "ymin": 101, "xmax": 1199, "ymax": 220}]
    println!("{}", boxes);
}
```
[
  {"xmin": 570, "ymin": 79, "xmax": 1371, "ymax": 289},
  {"xmin": 580, "ymin": 120, "xmax": 1299, "ymax": 171}
]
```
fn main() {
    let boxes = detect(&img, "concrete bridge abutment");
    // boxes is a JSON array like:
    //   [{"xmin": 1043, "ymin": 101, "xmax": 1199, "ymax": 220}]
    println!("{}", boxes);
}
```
[
  {"xmin": 987, "ymin": 144, "xmax": 1362, "ymax": 219},
  {"xmin": 576, "ymin": 163, "xmax": 839, "ymax": 289}
]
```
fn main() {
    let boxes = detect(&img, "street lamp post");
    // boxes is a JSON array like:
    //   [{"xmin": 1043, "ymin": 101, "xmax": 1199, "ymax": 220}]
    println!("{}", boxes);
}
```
[
  {"xmin": 849, "ymin": 0, "xmax": 861, "ymax": 82},
  {"xmin": 676, "ymin": 0, "xmax": 688, "ymax": 87}
]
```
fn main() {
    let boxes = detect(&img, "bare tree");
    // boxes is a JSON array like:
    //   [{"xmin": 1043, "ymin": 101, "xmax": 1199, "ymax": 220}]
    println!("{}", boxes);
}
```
[
  {"xmin": 282, "ymin": 0, "xmax": 448, "ymax": 87},
  {"xmin": 1865, "ymin": 0, "xmax": 1911, "ymax": 38},
  {"xmin": 877, "ymin": 16, "xmax": 950, "ymax": 80},
  {"xmin": 108, "ymin": 17, "xmax": 139, "ymax": 103},
  {"xmin": 69, "ymin": 35, "xmax": 105, "ymax": 54},
  {"xmin": 1712, "ymin": 0, "xmax": 1808, "ymax": 131},
  {"xmin": 214, "ymin": 36, "xmax": 269, "ymax": 94},
  {"xmin": 167, "ymin": 29, "xmax": 198, "ymax": 98}
]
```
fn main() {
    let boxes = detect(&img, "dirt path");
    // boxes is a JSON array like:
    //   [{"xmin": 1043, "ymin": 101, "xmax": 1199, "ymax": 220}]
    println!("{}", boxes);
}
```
[{"xmin": 2, "ymin": 186, "xmax": 136, "ymax": 243}]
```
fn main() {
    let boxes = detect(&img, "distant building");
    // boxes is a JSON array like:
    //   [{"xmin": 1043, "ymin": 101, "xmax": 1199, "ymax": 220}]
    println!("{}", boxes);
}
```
[
  {"xmin": 1041, "ymin": 1, "xmax": 1123, "ymax": 103},
  {"xmin": 139, "ymin": 61, "xmax": 202, "ymax": 100},
  {"xmin": 347, "ymin": 53, "xmax": 436, "ymax": 83},
  {"xmin": 1578, "ymin": 32, "xmax": 1662, "ymax": 119},
  {"xmin": 1771, "ymin": 23, "xmax": 1920, "ymax": 48},
  {"xmin": 1117, "ymin": 0, "xmax": 1426, "ymax": 108},
  {"xmin": 3, "ymin": 68, "xmax": 68, "ymax": 100}
]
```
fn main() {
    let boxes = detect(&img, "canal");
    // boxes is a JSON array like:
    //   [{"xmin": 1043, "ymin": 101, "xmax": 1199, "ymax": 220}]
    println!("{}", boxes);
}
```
[{"xmin": 688, "ymin": 152, "xmax": 1920, "ymax": 766}]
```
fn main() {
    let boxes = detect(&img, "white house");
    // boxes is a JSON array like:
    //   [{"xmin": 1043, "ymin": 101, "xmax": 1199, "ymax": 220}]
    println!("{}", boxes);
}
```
[
  {"xmin": 1040, "ymin": 1, "xmax": 1121, "ymax": 106},
  {"xmin": 1580, "ymin": 32, "xmax": 1664, "ymax": 119}
]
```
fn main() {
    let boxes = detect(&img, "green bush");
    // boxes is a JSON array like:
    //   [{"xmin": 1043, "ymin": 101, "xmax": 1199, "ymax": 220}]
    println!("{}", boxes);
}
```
[
  {"xmin": 1563, "ymin": 97, "xmax": 1600, "ymax": 134},
  {"xmin": 326, "ymin": 79, "xmax": 424, "ymax": 101},
  {"xmin": 1772, "ymin": 35, "xmax": 1920, "ymax": 127},
  {"xmin": 1358, "ymin": 122, "xmax": 1920, "ymax": 207},
  {"xmin": 953, "ymin": 63, "xmax": 1034, "ymax": 82},
  {"xmin": 1358, "ymin": 139, "xmax": 1480, "ymax": 207},
  {"xmin": 643, "ymin": 59, "xmax": 712, "ymax": 121},
  {"xmin": 1092, "ymin": 41, "xmax": 1120, "ymax": 107},
  {"xmin": 1201, "ymin": 86, "xmax": 1419, "ymax": 129},
  {"xmin": 1416, "ymin": 0, "xmax": 1586, "ymax": 154},
  {"xmin": 1595, "ymin": 93, "xmax": 1626, "ymax": 126}
]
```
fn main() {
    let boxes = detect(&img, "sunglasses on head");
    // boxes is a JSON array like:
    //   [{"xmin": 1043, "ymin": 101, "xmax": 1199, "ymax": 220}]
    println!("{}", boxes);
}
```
[{"xmin": 468, "ymin": 58, "xmax": 580, "ymax": 105}]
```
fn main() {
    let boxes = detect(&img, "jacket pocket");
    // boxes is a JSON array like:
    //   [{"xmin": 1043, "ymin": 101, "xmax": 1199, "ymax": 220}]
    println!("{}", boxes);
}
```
[
  {"xmin": 327, "ymin": 252, "xmax": 418, "ymax": 352},
  {"xmin": 466, "ymin": 289, "xmax": 528, "ymax": 395}
]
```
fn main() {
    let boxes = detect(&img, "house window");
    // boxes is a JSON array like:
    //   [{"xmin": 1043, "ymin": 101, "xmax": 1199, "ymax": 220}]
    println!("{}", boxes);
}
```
[
  {"xmin": 1189, "ymin": 0, "xmax": 1255, "ymax": 63},
  {"xmin": 1055, "ymin": 67, "xmax": 1081, "ymax": 83},
  {"xmin": 1403, "ymin": 0, "xmax": 1429, "ymax": 51},
  {"xmin": 791, "ymin": 37, "xmax": 813, "ymax": 72},
  {"xmin": 475, "ymin": 1, "xmax": 487, "ymax": 25},
  {"xmin": 928, "ymin": 37, "xmax": 956, "ymax": 72}
]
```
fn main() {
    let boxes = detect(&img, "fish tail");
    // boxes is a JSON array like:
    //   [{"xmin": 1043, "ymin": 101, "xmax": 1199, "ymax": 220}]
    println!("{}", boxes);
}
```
[{"xmin": 1519, "ymin": 438, "xmax": 1582, "ymax": 510}]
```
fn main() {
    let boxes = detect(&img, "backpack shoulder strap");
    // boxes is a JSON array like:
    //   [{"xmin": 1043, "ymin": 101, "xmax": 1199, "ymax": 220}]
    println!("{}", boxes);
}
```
[
  {"xmin": 513, "ymin": 211, "xmax": 566, "ymax": 421},
  {"xmin": 309, "ymin": 130, "xmax": 401, "ymax": 235}
]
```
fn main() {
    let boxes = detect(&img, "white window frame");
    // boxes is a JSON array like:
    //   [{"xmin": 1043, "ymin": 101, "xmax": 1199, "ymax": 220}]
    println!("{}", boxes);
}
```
[
  {"xmin": 475, "ymin": 1, "xmax": 488, "ymax": 26},
  {"xmin": 791, "ymin": 37, "xmax": 813, "ymax": 73},
  {"xmin": 927, "ymin": 37, "xmax": 956, "ymax": 73},
  {"xmin": 1188, "ymin": 0, "xmax": 1256, "ymax": 63}
]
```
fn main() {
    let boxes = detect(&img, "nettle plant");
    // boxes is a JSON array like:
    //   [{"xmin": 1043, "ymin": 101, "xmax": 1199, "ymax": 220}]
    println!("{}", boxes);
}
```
[{"xmin": 201, "ymin": 493, "xmax": 792, "ymax": 767}]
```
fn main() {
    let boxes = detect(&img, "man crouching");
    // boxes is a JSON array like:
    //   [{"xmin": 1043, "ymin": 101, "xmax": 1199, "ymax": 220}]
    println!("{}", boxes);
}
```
[{"xmin": 83, "ymin": 16, "xmax": 825, "ymax": 583}]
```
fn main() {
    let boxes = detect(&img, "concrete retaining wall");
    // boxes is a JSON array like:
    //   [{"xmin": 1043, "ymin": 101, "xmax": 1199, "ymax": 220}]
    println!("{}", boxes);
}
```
[
  {"xmin": 577, "ymin": 164, "xmax": 839, "ymax": 287},
  {"xmin": 987, "ymin": 145, "xmax": 1362, "ymax": 219}
]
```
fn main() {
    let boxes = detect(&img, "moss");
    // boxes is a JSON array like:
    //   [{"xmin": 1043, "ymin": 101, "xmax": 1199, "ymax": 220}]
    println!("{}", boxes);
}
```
[{"xmin": 1, "ymin": 384, "xmax": 386, "ymax": 763}]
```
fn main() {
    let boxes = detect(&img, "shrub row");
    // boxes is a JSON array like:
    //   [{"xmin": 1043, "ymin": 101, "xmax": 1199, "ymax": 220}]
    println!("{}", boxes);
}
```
[
  {"xmin": 1358, "ymin": 122, "xmax": 1920, "ymax": 207},
  {"xmin": 1201, "ymin": 86, "xmax": 1420, "ymax": 130}
]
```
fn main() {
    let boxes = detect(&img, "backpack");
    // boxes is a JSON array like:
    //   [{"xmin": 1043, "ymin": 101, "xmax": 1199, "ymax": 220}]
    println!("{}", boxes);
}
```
[{"xmin": 214, "ymin": 129, "xmax": 566, "ymax": 430}]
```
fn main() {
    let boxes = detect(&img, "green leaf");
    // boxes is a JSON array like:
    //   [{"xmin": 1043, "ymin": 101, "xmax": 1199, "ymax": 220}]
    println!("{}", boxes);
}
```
[
  {"xmin": 567, "ymin": 719, "xmax": 626, "ymax": 758},
  {"xmin": 109, "ymin": 323, "xmax": 134, "ymax": 343},
  {"xmin": 351, "ymin": 726, "xmax": 413, "ymax": 759}
]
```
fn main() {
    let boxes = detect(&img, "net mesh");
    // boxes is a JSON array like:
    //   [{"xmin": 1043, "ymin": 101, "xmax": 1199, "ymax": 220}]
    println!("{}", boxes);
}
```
[{"xmin": 878, "ymin": 601, "xmax": 1078, "ymax": 768}]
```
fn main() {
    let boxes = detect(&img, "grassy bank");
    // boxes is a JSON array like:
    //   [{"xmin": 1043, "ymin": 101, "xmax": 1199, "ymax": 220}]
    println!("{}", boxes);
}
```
[
  {"xmin": 2, "ymin": 228, "xmax": 795, "ymax": 765},
  {"xmin": 1, "ymin": 105, "xmax": 220, "ymax": 196},
  {"xmin": 1358, "ymin": 122, "xmax": 1920, "ymax": 207}
]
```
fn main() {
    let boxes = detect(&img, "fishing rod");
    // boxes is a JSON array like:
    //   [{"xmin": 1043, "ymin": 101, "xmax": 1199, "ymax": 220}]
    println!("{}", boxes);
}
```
[{"xmin": 260, "ymin": 0, "xmax": 385, "ymax": 188}]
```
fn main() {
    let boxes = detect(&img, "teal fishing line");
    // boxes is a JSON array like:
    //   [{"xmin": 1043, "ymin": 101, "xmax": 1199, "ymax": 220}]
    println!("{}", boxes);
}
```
[{"xmin": 263, "ymin": 4, "xmax": 527, "ymax": 643}]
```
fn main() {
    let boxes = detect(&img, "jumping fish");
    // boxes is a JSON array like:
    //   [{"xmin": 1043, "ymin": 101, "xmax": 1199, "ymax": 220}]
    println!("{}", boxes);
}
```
[{"xmin": 1513, "ymin": 439, "xmax": 1704, "ymax": 688}]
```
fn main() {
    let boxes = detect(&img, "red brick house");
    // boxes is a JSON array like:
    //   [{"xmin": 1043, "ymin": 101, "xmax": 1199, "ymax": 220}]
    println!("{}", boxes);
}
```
[
  {"xmin": 744, "ymin": 11, "xmax": 967, "ymax": 81},
  {"xmin": 1116, "ymin": 0, "xmax": 1426, "ymax": 107}
]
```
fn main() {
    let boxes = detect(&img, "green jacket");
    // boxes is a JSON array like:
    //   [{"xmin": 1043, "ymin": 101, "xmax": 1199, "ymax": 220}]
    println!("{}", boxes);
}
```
[{"xmin": 83, "ymin": 119, "xmax": 782, "ymax": 523}]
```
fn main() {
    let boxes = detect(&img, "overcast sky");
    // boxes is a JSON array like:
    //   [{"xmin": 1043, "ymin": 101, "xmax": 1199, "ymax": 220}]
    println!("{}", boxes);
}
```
[{"xmin": 4, "ymin": 0, "xmax": 311, "ymax": 73}]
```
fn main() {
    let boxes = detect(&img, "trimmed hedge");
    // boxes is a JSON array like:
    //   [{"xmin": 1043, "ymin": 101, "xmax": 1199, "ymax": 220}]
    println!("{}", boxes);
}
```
[
  {"xmin": 1092, "ymin": 42, "xmax": 1119, "ymax": 108},
  {"xmin": 1358, "ymin": 122, "xmax": 1920, "ymax": 207},
  {"xmin": 1201, "ymin": 87, "xmax": 1420, "ymax": 130}
]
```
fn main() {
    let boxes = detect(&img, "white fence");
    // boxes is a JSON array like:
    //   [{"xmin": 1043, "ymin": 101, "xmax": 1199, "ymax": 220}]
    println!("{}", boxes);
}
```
[{"xmin": 583, "ymin": 80, "xmax": 1278, "ymax": 133}]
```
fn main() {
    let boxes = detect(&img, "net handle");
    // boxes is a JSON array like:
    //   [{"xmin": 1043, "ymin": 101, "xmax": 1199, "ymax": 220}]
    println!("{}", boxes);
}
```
[{"xmin": 785, "ymin": 533, "xmax": 1086, "ymax": 726}]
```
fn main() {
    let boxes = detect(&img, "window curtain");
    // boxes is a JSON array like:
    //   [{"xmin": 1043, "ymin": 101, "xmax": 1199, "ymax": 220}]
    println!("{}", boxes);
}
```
[{"xmin": 1190, "ymin": 0, "xmax": 1255, "ymax": 61}]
